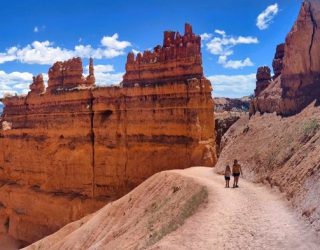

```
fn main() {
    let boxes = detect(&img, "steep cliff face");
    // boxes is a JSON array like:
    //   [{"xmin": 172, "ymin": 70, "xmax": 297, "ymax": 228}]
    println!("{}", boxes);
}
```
[
  {"xmin": 0, "ymin": 24, "xmax": 216, "ymax": 245},
  {"xmin": 250, "ymin": 0, "xmax": 320, "ymax": 116}
]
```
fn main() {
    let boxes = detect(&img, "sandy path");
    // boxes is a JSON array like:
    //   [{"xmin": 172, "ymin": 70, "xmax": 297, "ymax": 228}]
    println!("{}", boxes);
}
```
[{"xmin": 151, "ymin": 167, "xmax": 320, "ymax": 250}]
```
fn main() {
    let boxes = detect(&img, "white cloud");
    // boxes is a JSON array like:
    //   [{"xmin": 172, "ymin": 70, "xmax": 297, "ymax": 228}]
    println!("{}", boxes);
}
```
[
  {"xmin": 257, "ymin": 3, "xmax": 279, "ymax": 30},
  {"xmin": 86, "ymin": 64, "xmax": 115, "ymax": 73},
  {"xmin": 101, "ymin": 33, "xmax": 131, "ymax": 50},
  {"xmin": 208, "ymin": 74, "xmax": 256, "ymax": 98},
  {"xmin": 218, "ymin": 56, "xmax": 254, "ymax": 69},
  {"xmin": 95, "ymin": 72, "xmax": 123, "ymax": 86},
  {"xmin": 16, "ymin": 41, "xmax": 75, "ymax": 64},
  {"xmin": 214, "ymin": 29, "xmax": 226, "ymax": 36},
  {"xmin": 84, "ymin": 64, "xmax": 123, "ymax": 86},
  {"xmin": 0, "ymin": 71, "xmax": 33, "ymax": 97},
  {"xmin": 200, "ymin": 33, "xmax": 212, "ymax": 41},
  {"xmin": 132, "ymin": 49, "xmax": 142, "ymax": 55},
  {"xmin": 203, "ymin": 30, "xmax": 258, "ymax": 69},
  {"xmin": 0, "ymin": 34, "xmax": 132, "ymax": 65},
  {"xmin": 33, "ymin": 25, "xmax": 46, "ymax": 33}
]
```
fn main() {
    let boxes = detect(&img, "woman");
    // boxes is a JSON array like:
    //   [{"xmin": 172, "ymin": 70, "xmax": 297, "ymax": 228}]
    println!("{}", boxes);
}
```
[{"xmin": 232, "ymin": 159, "xmax": 243, "ymax": 188}]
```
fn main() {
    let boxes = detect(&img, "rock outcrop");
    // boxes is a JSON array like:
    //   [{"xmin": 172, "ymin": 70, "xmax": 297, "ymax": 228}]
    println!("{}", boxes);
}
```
[
  {"xmin": 29, "ymin": 75, "xmax": 45, "ymax": 95},
  {"xmin": 250, "ymin": 0, "xmax": 320, "ymax": 116},
  {"xmin": 255, "ymin": 66, "xmax": 272, "ymax": 96},
  {"xmin": 122, "ymin": 23, "xmax": 202, "ymax": 86},
  {"xmin": 272, "ymin": 43, "xmax": 285, "ymax": 79},
  {"xmin": 0, "ymin": 24, "xmax": 216, "ymax": 245},
  {"xmin": 47, "ymin": 57, "xmax": 95, "ymax": 92}
]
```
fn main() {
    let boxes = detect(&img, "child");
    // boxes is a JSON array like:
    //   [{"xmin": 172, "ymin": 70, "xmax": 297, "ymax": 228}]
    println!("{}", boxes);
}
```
[{"xmin": 224, "ymin": 165, "xmax": 231, "ymax": 188}]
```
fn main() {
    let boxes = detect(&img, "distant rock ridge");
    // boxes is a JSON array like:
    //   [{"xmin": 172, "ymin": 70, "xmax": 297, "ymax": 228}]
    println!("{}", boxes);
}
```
[
  {"xmin": 250, "ymin": 0, "xmax": 320, "ymax": 116},
  {"xmin": 47, "ymin": 57, "xmax": 95, "ymax": 92},
  {"xmin": 214, "ymin": 97, "xmax": 250, "ymax": 113},
  {"xmin": 122, "ymin": 23, "xmax": 203, "ymax": 87},
  {"xmin": 0, "ymin": 23, "xmax": 216, "ymax": 245}
]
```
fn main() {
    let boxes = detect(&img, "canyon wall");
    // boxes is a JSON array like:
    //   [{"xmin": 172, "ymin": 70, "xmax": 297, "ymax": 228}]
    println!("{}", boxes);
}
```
[
  {"xmin": 223, "ymin": 0, "xmax": 320, "ymax": 232},
  {"xmin": 0, "ymin": 24, "xmax": 216, "ymax": 245},
  {"xmin": 250, "ymin": 0, "xmax": 320, "ymax": 116}
]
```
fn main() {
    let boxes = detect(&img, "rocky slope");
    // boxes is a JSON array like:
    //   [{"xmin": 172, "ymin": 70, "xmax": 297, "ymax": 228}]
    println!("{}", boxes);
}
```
[
  {"xmin": 0, "ymin": 24, "xmax": 216, "ymax": 245},
  {"xmin": 250, "ymin": 0, "xmax": 320, "ymax": 116},
  {"xmin": 216, "ymin": 103, "xmax": 320, "ymax": 232},
  {"xmin": 214, "ymin": 97, "xmax": 250, "ymax": 113},
  {"xmin": 24, "ymin": 170, "xmax": 208, "ymax": 250}
]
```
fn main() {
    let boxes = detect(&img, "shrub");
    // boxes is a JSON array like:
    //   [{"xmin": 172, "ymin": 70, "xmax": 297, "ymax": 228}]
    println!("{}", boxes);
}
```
[{"xmin": 301, "ymin": 118, "xmax": 320, "ymax": 142}]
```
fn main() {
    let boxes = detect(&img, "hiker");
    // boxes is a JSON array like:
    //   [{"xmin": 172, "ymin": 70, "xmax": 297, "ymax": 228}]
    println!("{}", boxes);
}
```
[
  {"xmin": 224, "ymin": 165, "xmax": 231, "ymax": 188},
  {"xmin": 232, "ymin": 159, "xmax": 243, "ymax": 188}
]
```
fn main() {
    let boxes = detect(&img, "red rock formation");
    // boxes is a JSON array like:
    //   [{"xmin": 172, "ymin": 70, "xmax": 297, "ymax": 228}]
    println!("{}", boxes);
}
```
[
  {"xmin": 281, "ymin": 0, "xmax": 320, "ymax": 115},
  {"xmin": 255, "ymin": 66, "xmax": 271, "ymax": 96},
  {"xmin": 0, "ymin": 24, "xmax": 216, "ymax": 245},
  {"xmin": 272, "ymin": 43, "xmax": 285, "ymax": 79},
  {"xmin": 47, "ymin": 57, "xmax": 95, "ymax": 92},
  {"xmin": 29, "ymin": 75, "xmax": 45, "ymax": 95},
  {"xmin": 122, "ymin": 23, "xmax": 202, "ymax": 86},
  {"xmin": 86, "ymin": 57, "xmax": 95, "ymax": 86},
  {"xmin": 250, "ymin": 0, "xmax": 320, "ymax": 116}
]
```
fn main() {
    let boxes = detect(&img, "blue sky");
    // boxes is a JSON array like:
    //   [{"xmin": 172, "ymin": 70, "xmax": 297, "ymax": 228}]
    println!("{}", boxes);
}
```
[{"xmin": 0, "ymin": 0, "xmax": 302, "ymax": 98}]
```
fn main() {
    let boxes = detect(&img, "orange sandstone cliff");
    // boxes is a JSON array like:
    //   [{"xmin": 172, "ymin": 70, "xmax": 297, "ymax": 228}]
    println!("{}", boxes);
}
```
[
  {"xmin": 0, "ymin": 23, "xmax": 216, "ymax": 245},
  {"xmin": 250, "ymin": 0, "xmax": 320, "ymax": 116}
]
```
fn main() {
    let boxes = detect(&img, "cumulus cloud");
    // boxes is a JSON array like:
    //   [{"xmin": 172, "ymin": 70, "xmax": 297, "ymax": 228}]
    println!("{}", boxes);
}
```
[
  {"xmin": 200, "ymin": 33, "xmax": 212, "ymax": 41},
  {"xmin": 208, "ymin": 74, "xmax": 256, "ymax": 98},
  {"xmin": 214, "ymin": 29, "xmax": 226, "ymax": 36},
  {"xmin": 218, "ymin": 56, "xmax": 254, "ymax": 69},
  {"xmin": 86, "ymin": 64, "xmax": 115, "ymax": 73},
  {"xmin": 0, "ymin": 63, "xmax": 123, "ymax": 98},
  {"xmin": 84, "ymin": 64, "xmax": 123, "ymax": 86},
  {"xmin": 203, "ymin": 29, "xmax": 258, "ymax": 69},
  {"xmin": 0, "ymin": 34, "xmax": 132, "ymax": 65},
  {"xmin": 33, "ymin": 26, "xmax": 39, "ymax": 33},
  {"xmin": 0, "ymin": 71, "xmax": 33, "ymax": 97},
  {"xmin": 257, "ymin": 3, "xmax": 279, "ymax": 30},
  {"xmin": 101, "ymin": 34, "xmax": 131, "ymax": 50}
]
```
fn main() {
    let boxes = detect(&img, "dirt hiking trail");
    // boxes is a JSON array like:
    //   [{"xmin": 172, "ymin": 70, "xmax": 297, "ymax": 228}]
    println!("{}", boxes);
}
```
[
  {"xmin": 152, "ymin": 167, "xmax": 320, "ymax": 250},
  {"xmin": 24, "ymin": 167, "xmax": 320, "ymax": 250}
]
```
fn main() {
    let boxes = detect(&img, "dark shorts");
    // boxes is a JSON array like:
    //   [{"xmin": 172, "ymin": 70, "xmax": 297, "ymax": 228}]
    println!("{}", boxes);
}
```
[
  {"xmin": 225, "ymin": 176, "xmax": 230, "ymax": 180},
  {"xmin": 233, "ymin": 173, "xmax": 240, "ymax": 177}
]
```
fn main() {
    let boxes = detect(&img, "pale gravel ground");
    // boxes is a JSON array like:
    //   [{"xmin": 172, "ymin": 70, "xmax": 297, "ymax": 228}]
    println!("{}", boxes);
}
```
[{"xmin": 151, "ymin": 167, "xmax": 320, "ymax": 250}]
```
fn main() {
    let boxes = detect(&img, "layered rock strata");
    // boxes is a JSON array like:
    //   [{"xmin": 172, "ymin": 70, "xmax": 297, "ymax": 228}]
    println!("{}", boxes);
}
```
[
  {"xmin": 250, "ymin": 0, "xmax": 320, "ymax": 116},
  {"xmin": 122, "ymin": 23, "xmax": 202, "ymax": 86},
  {"xmin": 0, "ymin": 24, "xmax": 216, "ymax": 245}
]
